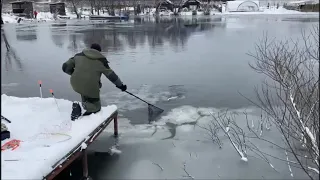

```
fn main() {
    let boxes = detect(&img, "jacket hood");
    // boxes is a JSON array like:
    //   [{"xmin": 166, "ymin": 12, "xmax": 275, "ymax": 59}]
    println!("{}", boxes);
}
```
[{"xmin": 82, "ymin": 48, "xmax": 105, "ymax": 60}]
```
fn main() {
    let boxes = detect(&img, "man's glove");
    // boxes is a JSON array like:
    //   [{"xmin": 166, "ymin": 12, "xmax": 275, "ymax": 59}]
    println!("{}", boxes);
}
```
[{"xmin": 117, "ymin": 84, "xmax": 127, "ymax": 91}]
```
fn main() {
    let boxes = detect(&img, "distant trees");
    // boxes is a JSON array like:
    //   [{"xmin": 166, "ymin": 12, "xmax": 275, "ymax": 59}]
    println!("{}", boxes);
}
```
[
  {"xmin": 65, "ymin": 0, "xmax": 85, "ymax": 18},
  {"xmin": 63, "ymin": 0, "xmax": 157, "ymax": 17}
]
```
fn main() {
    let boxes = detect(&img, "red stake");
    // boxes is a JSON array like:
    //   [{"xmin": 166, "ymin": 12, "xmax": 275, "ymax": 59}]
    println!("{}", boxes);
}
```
[
  {"xmin": 38, "ymin": 80, "xmax": 43, "ymax": 98},
  {"xmin": 49, "ymin": 89, "xmax": 60, "ymax": 112}
]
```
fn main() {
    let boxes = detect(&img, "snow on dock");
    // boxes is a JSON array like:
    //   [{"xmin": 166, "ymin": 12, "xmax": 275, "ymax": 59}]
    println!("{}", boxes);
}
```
[{"xmin": 1, "ymin": 94, "xmax": 118, "ymax": 179}]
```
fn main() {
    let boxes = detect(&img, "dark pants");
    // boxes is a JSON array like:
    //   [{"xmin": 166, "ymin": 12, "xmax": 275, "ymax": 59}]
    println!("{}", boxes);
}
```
[{"xmin": 81, "ymin": 95, "xmax": 101, "ymax": 113}]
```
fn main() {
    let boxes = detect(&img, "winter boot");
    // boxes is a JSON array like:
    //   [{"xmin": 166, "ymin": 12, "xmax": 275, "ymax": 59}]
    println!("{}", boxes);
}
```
[
  {"xmin": 1, "ymin": 123, "xmax": 10, "ymax": 141},
  {"xmin": 71, "ymin": 102, "xmax": 82, "ymax": 121}
]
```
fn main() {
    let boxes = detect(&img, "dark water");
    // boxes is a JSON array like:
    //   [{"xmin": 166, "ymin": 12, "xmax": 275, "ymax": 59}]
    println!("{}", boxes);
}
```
[
  {"xmin": 1, "ymin": 16, "xmax": 319, "ymax": 180},
  {"xmin": 2, "ymin": 16, "xmax": 318, "ymax": 124}
]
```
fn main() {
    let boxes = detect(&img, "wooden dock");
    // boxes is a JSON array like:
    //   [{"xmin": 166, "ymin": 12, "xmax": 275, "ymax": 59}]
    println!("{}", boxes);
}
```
[
  {"xmin": 89, "ymin": 15, "xmax": 129, "ymax": 21},
  {"xmin": 44, "ymin": 111, "xmax": 119, "ymax": 180}
]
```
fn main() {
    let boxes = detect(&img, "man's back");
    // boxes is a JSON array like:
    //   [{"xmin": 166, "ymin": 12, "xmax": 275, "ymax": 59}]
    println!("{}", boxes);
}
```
[
  {"xmin": 62, "ymin": 43, "xmax": 127, "ymax": 119},
  {"xmin": 63, "ymin": 46, "xmax": 125, "ymax": 99},
  {"xmin": 69, "ymin": 49, "xmax": 107, "ymax": 98}
]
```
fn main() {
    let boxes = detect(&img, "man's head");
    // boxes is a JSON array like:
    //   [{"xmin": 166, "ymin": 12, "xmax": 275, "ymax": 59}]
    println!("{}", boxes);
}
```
[{"xmin": 90, "ymin": 43, "xmax": 101, "ymax": 52}]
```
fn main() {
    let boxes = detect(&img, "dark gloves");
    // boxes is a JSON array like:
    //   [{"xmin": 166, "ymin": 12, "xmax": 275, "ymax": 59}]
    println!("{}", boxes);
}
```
[{"xmin": 117, "ymin": 84, "xmax": 127, "ymax": 91}]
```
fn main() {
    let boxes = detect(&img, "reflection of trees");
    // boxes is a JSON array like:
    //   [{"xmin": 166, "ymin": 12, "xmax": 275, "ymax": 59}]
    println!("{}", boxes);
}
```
[
  {"xmin": 1, "ymin": 29, "xmax": 23, "ymax": 71},
  {"xmin": 133, "ymin": 17, "xmax": 221, "ymax": 49},
  {"xmin": 80, "ymin": 25, "xmax": 124, "ymax": 52},
  {"xmin": 126, "ymin": 30, "xmax": 138, "ymax": 49},
  {"xmin": 63, "ymin": 17, "xmax": 224, "ymax": 53},
  {"xmin": 67, "ymin": 33, "xmax": 85, "ymax": 54},
  {"xmin": 50, "ymin": 23, "xmax": 68, "ymax": 48},
  {"xmin": 51, "ymin": 33, "xmax": 66, "ymax": 48},
  {"xmin": 15, "ymin": 26, "xmax": 37, "ymax": 41}
]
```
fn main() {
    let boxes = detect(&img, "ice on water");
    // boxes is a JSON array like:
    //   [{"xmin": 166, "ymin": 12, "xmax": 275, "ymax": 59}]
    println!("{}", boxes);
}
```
[
  {"xmin": 1, "ymin": 91, "xmax": 313, "ymax": 179},
  {"xmin": 101, "ymin": 84, "xmax": 186, "ymax": 111}
]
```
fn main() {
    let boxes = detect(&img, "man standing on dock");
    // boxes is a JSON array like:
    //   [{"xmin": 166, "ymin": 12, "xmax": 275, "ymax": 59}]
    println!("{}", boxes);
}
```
[{"xmin": 62, "ymin": 43, "xmax": 127, "ymax": 120}]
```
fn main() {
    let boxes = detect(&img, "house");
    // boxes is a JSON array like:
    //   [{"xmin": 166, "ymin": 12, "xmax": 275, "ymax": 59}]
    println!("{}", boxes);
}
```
[
  {"xmin": 181, "ymin": 0, "xmax": 202, "ymax": 10},
  {"xmin": 226, "ymin": 0, "xmax": 260, "ymax": 12},
  {"xmin": 49, "ymin": 2, "xmax": 66, "ymax": 16},
  {"xmin": 156, "ymin": 0, "xmax": 175, "ymax": 12},
  {"xmin": 11, "ymin": 1, "xmax": 34, "ymax": 18}
]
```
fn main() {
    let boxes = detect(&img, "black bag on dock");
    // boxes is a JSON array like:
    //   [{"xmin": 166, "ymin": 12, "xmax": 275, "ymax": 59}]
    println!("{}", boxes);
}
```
[
  {"xmin": 1, "ymin": 122, "xmax": 10, "ymax": 141},
  {"xmin": 1, "ymin": 130, "xmax": 10, "ymax": 141}
]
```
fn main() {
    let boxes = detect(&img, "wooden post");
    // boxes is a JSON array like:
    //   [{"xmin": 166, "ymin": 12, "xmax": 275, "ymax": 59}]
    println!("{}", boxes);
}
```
[
  {"xmin": 82, "ymin": 149, "xmax": 88, "ymax": 178},
  {"xmin": 113, "ymin": 115, "xmax": 118, "ymax": 137}
]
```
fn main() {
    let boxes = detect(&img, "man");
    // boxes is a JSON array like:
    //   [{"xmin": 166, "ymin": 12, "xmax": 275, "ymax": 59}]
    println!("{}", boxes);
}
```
[
  {"xmin": 62, "ymin": 43, "xmax": 127, "ymax": 120},
  {"xmin": 34, "ymin": 10, "xmax": 38, "ymax": 19}
]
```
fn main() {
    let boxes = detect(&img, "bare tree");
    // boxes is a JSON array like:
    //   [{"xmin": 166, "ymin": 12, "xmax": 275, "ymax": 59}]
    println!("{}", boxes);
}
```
[
  {"xmin": 201, "ymin": 26, "xmax": 319, "ymax": 179},
  {"xmin": 198, "ymin": 110, "xmax": 280, "ymax": 173},
  {"xmin": 65, "ymin": 0, "xmax": 87, "ymax": 18},
  {"xmin": 1, "ymin": 0, "xmax": 3, "ymax": 24},
  {"xmin": 244, "ymin": 25, "xmax": 319, "ymax": 179},
  {"xmin": 89, "ymin": 0, "xmax": 95, "ymax": 14}
]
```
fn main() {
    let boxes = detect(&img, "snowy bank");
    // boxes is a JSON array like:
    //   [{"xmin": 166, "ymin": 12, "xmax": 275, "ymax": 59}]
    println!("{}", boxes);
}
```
[
  {"xmin": 1, "ymin": 12, "xmax": 54, "ymax": 24},
  {"xmin": 1, "ymin": 94, "xmax": 117, "ymax": 179},
  {"xmin": 220, "ymin": 6, "xmax": 319, "ymax": 15},
  {"xmin": 2, "ymin": 13, "xmax": 20, "ymax": 23}
]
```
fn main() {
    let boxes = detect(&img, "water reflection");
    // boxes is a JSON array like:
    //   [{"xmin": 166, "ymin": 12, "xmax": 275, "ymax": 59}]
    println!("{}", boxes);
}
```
[
  {"xmin": 48, "ymin": 17, "xmax": 225, "ymax": 52},
  {"xmin": 82, "ymin": 27, "xmax": 124, "ymax": 53},
  {"xmin": 4, "ymin": 50, "xmax": 23, "ymax": 71},
  {"xmin": 68, "ymin": 34, "xmax": 85, "ymax": 53},
  {"xmin": 1, "ymin": 29, "xmax": 23, "ymax": 71},
  {"xmin": 51, "ymin": 33, "xmax": 66, "ymax": 48},
  {"xmin": 50, "ymin": 22, "xmax": 68, "ymax": 48},
  {"xmin": 15, "ymin": 26, "xmax": 37, "ymax": 41}
]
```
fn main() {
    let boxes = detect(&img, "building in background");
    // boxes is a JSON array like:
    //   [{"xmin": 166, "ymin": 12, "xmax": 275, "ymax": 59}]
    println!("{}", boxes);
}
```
[{"xmin": 10, "ymin": 1, "xmax": 34, "ymax": 18}]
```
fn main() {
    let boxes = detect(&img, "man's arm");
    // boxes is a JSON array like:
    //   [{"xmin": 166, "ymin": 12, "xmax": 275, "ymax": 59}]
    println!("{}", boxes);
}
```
[
  {"xmin": 62, "ymin": 57, "xmax": 75, "ymax": 75},
  {"xmin": 102, "ymin": 64, "xmax": 124, "ymax": 88},
  {"xmin": 99, "ymin": 58, "xmax": 124, "ymax": 88}
]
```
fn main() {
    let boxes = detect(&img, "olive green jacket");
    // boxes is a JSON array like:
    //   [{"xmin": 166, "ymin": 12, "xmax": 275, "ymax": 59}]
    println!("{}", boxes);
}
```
[{"xmin": 62, "ymin": 49, "xmax": 123, "ymax": 98}]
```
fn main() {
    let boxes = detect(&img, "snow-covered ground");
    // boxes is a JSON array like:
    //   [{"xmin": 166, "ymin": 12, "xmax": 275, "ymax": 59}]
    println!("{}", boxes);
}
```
[
  {"xmin": 1, "ymin": 94, "xmax": 118, "ymax": 179},
  {"xmin": 219, "ymin": 6, "xmax": 319, "ymax": 15},
  {"xmin": 2, "ymin": 12, "xmax": 54, "ymax": 24}
]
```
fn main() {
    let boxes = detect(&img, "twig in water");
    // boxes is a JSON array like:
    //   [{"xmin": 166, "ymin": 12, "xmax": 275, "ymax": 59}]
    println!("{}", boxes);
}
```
[
  {"xmin": 151, "ymin": 125, "xmax": 158, "ymax": 137},
  {"xmin": 182, "ymin": 161, "xmax": 194, "ymax": 179},
  {"xmin": 285, "ymin": 150, "xmax": 294, "ymax": 177},
  {"xmin": 172, "ymin": 142, "xmax": 176, "ymax": 147},
  {"xmin": 152, "ymin": 162, "xmax": 164, "ymax": 171}
]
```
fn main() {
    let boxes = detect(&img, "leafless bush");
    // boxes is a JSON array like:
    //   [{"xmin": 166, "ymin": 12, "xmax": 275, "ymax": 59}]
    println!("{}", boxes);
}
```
[
  {"xmin": 198, "ymin": 110, "xmax": 281, "ymax": 172},
  {"xmin": 201, "ymin": 26, "xmax": 319, "ymax": 179},
  {"xmin": 244, "ymin": 25, "xmax": 319, "ymax": 179}
]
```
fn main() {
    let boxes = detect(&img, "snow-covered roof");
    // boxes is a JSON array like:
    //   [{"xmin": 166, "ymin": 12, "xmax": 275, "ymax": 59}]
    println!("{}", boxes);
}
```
[
  {"xmin": 10, "ymin": 1, "xmax": 34, "ymax": 4},
  {"xmin": 49, "ymin": 2, "xmax": 65, "ymax": 5},
  {"xmin": 183, "ymin": 0, "xmax": 203, "ymax": 4},
  {"xmin": 165, "ymin": 0, "xmax": 174, "ymax": 4},
  {"xmin": 288, "ymin": 0, "xmax": 318, "ymax": 4},
  {"xmin": 158, "ymin": 0, "xmax": 174, "ymax": 5}
]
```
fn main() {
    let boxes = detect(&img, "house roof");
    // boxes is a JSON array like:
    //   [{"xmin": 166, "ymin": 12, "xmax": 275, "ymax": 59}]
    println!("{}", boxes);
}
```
[
  {"xmin": 183, "ymin": 0, "xmax": 202, "ymax": 4},
  {"xmin": 10, "ymin": 1, "xmax": 34, "ymax": 4},
  {"xmin": 49, "ymin": 2, "xmax": 65, "ymax": 5},
  {"xmin": 159, "ymin": 0, "xmax": 174, "ymax": 4}
]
